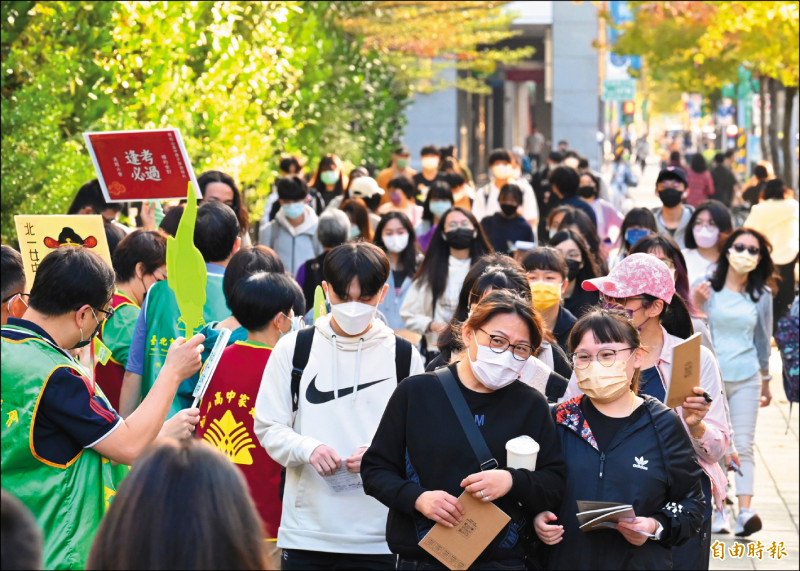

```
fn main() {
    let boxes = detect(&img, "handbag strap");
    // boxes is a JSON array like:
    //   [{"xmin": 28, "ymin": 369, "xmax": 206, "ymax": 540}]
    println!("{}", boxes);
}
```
[{"xmin": 434, "ymin": 367, "xmax": 498, "ymax": 471}]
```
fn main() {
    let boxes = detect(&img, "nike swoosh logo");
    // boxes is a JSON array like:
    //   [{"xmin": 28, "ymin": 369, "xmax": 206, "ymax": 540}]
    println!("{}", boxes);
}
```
[{"xmin": 305, "ymin": 375, "xmax": 392, "ymax": 404}]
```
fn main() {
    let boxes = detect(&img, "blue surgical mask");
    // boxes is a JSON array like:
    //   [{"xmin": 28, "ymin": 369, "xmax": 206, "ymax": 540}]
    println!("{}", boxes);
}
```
[
  {"xmin": 429, "ymin": 200, "xmax": 452, "ymax": 220},
  {"xmin": 282, "ymin": 202, "xmax": 305, "ymax": 220},
  {"xmin": 625, "ymin": 228, "xmax": 649, "ymax": 247}
]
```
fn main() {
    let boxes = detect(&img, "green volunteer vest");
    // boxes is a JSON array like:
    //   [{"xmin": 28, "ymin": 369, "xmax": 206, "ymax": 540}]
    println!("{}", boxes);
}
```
[
  {"xmin": 1, "ymin": 324, "xmax": 128, "ymax": 570},
  {"xmin": 141, "ymin": 275, "xmax": 230, "ymax": 418}
]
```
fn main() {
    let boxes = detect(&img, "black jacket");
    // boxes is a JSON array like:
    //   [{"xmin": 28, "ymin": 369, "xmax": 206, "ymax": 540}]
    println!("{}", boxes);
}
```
[
  {"xmin": 362, "ymin": 364, "xmax": 566, "ymax": 564},
  {"xmin": 299, "ymin": 251, "xmax": 328, "ymax": 312},
  {"xmin": 480, "ymin": 213, "xmax": 535, "ymax": 254},
  {"xmin": 545, "ymin": 395, "xmax": 705, "ymax": 570}
]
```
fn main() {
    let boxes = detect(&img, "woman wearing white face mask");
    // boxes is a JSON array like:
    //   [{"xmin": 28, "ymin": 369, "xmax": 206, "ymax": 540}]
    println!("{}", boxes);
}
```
[
  {"xmin": 693, "ymin": 228, "xmax": 775, "ymax": 538},
  {"xmin": 535, "ymin": 310, "xmax": 705, "ymax": 570},
  {"xmin": 374, "ymin": 212, "xmax": 421, "ymax": 332},
  {"xmin": 362, "ymin": 290, "xmax": 567, "ymax": 569},
  {"xmin": 682, "ymin": 200, "xmax": 734, "ymax": 287}
]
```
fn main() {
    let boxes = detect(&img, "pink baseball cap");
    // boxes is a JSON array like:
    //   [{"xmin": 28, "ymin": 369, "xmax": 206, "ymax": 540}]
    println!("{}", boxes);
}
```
[{"xmin": 582, "ymin": 252, "xmax": 675, "ymax": 303}]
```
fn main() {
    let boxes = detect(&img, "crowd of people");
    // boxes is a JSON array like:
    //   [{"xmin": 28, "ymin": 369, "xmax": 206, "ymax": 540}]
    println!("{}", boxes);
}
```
[{"xmin": 1, "ymin": 141, "xmax": 798, "ymax": 570}]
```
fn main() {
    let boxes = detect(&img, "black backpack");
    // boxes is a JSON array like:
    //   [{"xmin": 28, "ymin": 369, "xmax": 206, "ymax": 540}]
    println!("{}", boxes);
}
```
[
  {"xmin": 289, "ymin": 326, "xmax": 413, "ymax": 412},
  {"xmin": 279, "ymin": 326, "xmax": 412, "ymax": 500}
]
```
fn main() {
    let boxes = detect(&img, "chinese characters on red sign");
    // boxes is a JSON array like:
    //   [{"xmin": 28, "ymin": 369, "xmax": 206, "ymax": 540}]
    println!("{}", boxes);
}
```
[{"xmin": 84, "ymin": 129, "xmax": 201, "ymax": 203}]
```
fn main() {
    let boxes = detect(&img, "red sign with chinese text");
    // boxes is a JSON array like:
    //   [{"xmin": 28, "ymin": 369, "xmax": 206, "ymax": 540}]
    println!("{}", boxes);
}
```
[{"xmin": 84, "ymin": 129, "xmax": 202, "ymax": 203}]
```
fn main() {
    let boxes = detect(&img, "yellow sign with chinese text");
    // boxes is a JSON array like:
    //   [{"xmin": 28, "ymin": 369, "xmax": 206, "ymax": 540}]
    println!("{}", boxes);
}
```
[{"xmin": 14, "ymin": 215, "xmax": 112, "ymax": 289}]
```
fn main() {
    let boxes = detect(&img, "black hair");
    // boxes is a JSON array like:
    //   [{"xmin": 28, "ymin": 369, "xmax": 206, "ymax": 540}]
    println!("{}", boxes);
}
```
[
  {"xmin": 112, "ymin": 230, "xmax": 168, "ymax": 283},
  {"xmin": 629, "ymin": 234, "xmax": 699, "ymax": 318},
  {"xmin": 1, "ymin": 488, "xmax": 43, "ymax": 571},
  {"xmin": 468, "ymin": 264, "xmax": 532, "ymax": 309},
  {"xmin": 323, "ymin": 242, "xmax": 391, "ymax": 299},
  {"xmin": 159, "ymin": 205, "xmax": 184, "ymax": 237},
  {"xmin": 276, "ymin": 176, "xmax": 309, "ymax": 201},
  {"xmin": 444, "ymin": 172, "xmax": 466, "ymax": 189},
  {"xmin": 724, "ymin": 149, "xmax": 735, "ymax": 160},
  {"xmin": 669, "ymin": 150, "xmax": 682, "ymax": 163},
  {"xmin": 577, "ymin": 157, "xmax": 590, "ymax": 170},
  {"xmin": 440, "ymin": 144, "xmax": 456, "ymax": 159},
  {"xmin": 194, "ymin": 202, "xmax": 240, "ymax": 263},
  {"xmin": 421, "ymin": 180, "xmax": 453, "ymax": 223},
  {"xmin": 549, "ymin": 229, "xmax": 600, "ymax": 283},
  {"xmin": 229, "ymin": 272, "xmax": 301, "ymax": 332},
  {"xmin": 420, "ymin": 144, "xmax": 440, "ymax": 157},
  {"xmin": 640, "ymin": 292, "xmax": 694, "ymax": 339},
  {"xmin": 387, "ymin": 176, "xmax": 416, "ymax": 200},
  {"xmin": 753, "ymin": 165, "xmax": 768, "ymax": 180},
  {"xmin": 414, "ymin": 207, "xmax": 492, "ymax": 300},
  {"xmin": 103, "ymin": 223, "xmax": 127, "ymax": 257},
  {"xmin": 311, "ymin": 155, "xmax": 345, "ymax": 196},
  {"xmin": 548, "ymin": 151, "xmax": 564, "ymax": 164},
  {"xmin": 487, "ymin": 148, "xmax": 512, "ymax": 166},
  {"xmin": 1, "ymin": 245, "xmax": 26, "ymax": 301},
  {"xmin": 197, "ymin": 170, "xmax": 250, "ymax": 233},
  {"xmin": 222, "ymin": 246, "xmax": 285, "ymax": 304},
  {"xmin": 498, "ymin": 183, "xmax": 523, "ymax": 205},
  {"xmin": 279, "ymin": 155, "xmax": 302, "ymax": 174},
  {"xmin": 684, "ymin": 200, "xmax": 733, "ymax": 249},
  {"xmin": 374, "ymin": 212, "xmax": 420, "ymax": 277},
  {"xmin": 548, "ymin": 205, "xmax": 605, "ymax": 271},
  {"xmin": 762, "ymin": 178, "xmax": 786, "ymax": 201},
  {"xmin": 67, "ymin": 179, "xmax": 122, "ymax": 215},
  {"xmin": 437, "ymin": 254, "xmax": 531, "ymax": 355},
  {"xmin": 521, "ymin": 247, "xmax": 568, "ymax": 281},
  {"xmin": 29, "ymin": 247, "xmax": 115, "ymax": 317},
  {"xmin": 689, "ymin": 153, "xmax": 708, "ymax": 173},
  {"xmin": 710, "ymin": 228, "xmax": 777, "ymax": 302},
  {"xmin": 619, "ymin": 207, "xmax": 658, "ymax": 252},
  {"xmin": 713, "ymin": 152, "xmax": 725, "ymax": 165},
  {"xmin": 549, "ymin": 166, "xmax": 580, "ymax": 198}
]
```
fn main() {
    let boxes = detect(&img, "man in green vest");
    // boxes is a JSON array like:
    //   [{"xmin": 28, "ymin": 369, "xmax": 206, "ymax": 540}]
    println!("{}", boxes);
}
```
[
  {"xmin": 1, "ymin": 247, "xmax": 205, "ymax": 570},
  {"xmin": 119, "ymin": 201, "xmax": 241, "ymax": 419}
]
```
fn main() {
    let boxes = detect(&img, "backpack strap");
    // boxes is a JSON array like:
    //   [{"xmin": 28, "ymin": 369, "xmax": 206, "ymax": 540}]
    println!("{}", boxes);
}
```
[
  {"xmin": 290, "ymin": 327, "xmax": 316, "ymax": 413},
  {"xmin": 394, "ymin": 335, "xmax": 412, "ymax": 383}
]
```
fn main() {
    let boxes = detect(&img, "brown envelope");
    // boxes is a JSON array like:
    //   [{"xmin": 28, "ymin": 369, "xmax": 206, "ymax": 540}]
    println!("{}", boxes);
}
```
[
  {"xmin": 666, "ymin": 332, "xmax": 702, "ymax": 409},
  {"xmin": 419, "ymin": 491, "xmax": 511, "ymax": 570}
]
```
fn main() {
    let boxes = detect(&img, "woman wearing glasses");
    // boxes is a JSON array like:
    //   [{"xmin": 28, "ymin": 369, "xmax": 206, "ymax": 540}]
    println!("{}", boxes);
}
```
[
  {"xmin": 96, "ymin": 229, "xmax": 168, "ymax": 410},
  {"xmin": 693, "ymin": 228, "xmax": 775, "ymax": 539},
  {"xmin": 560, "ymin": 253, "xmax": 729, "ymax": 570},
  {"xmin": 400, "ymin": 207, "xmax": 492, "ymax": 363},
  {"xmin": 535, "ymin": 309, "xmax": 705, "ymax": 570},
  {"xmin": 363, "ymin": 290, "xmax": 567, "ymax": 570}
]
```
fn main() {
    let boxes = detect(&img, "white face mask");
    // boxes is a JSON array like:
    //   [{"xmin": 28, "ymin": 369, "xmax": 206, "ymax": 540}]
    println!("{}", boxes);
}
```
[
  {"xmin": 492, "ymin": 164, "xmax": 511, "ymax": 180},
  {"xmin": 468, "ymin": 340, "xmax": 524, "ymax": 391},
  {"xmin": 421, "ymin": 156, "xmax": 440, "ymax": 170},
  {"xmin": 329, "ymin": 299, "xmax": 379, "ymax": 335},
  {"xmin": 384, "ymin": 233, "xmax": 409, "ymax": 253}
]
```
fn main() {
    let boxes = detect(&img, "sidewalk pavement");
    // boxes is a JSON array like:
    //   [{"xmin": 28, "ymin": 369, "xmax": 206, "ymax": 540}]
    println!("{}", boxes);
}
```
[{"xmin": 709, "ymin": 347, "xmax": 799, "ymax": 570}]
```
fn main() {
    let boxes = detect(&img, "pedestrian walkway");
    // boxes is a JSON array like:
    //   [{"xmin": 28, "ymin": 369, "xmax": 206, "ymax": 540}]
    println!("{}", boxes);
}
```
[{"xmin": 709, "ymin": 348, "xmax": 799, "ymax": 570}]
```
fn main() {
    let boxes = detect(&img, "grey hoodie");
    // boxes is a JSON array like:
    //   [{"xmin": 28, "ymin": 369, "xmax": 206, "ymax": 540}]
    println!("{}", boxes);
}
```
[{"xmin": 258, "ymin": 205, "xmax": 323, "ymax": 275}]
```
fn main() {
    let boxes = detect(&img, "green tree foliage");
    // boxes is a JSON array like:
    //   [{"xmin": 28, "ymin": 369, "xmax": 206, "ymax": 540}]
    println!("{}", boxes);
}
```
[{"xmin": 1, "ymin": 1, "xmax": 522, "ymax": 244}]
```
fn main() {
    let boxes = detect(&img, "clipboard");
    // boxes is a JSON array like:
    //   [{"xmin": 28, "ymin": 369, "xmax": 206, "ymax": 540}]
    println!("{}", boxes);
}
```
[
  {"xmin": 419, "ymin": 491, "xmax": 511, "ymax": 570},
  {"xmin": 665, "ymin": 332, "xmax": 702, "ymax": 409}
]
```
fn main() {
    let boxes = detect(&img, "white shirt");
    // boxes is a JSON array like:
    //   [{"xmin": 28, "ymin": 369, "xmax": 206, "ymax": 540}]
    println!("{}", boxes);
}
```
[{"xmin": 473, "ymin": 179, "xmax": 539, "ymax": 224}]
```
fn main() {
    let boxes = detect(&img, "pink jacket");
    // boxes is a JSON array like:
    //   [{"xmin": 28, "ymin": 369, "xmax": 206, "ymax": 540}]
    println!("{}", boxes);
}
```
[{"xmin": 560, "ymin": 326, "xmax": 730, "ymax": 509}]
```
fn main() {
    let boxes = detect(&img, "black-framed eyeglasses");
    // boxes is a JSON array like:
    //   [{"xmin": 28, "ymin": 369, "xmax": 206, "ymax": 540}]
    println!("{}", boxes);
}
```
[
  {"xmin": 477, "ymin": 328, "xmax": 533, "ymax": 361},
  {"xmin": 91, "ymin": 306, "xmax": 114, "ymax": 323},
  {"xmin": 1, "ymin": 292, "xmax": 28, "ymax": 304},
  {"xmin": 570, "ymin": 347, "xmax": 636, "ymax": 370},
  {"xmin": 731, "ymin": 243, "xmax": 759, "ymax": 256}
]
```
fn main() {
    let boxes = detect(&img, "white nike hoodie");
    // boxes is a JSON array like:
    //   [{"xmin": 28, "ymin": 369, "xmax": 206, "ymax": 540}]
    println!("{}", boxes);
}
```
[{"xmin": 254, "ymin": 315, "xmax": 424, "ymax": 554}]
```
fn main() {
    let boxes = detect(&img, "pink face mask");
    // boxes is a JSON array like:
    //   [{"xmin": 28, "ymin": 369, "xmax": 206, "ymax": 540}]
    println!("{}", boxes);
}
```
[{"xmin": 693, "ymin": 225, "xmax": 719, "ymax": 249}]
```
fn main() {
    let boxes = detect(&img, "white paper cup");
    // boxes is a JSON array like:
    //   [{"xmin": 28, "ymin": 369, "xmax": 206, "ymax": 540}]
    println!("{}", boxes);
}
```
[{"xmin": 506, "ymin": 435, "xmax": 540, "ymax": 470}]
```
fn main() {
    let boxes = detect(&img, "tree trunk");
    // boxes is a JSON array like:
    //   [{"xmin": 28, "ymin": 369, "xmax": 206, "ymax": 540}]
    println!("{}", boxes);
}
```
[
  {"xmin": 759, "ymin": 76, "xmax": 770, "ymax": 161},
  {"xmin": 782, "ymin": 85, "xmax": 797, "ymax": 190},
  {"xmin": 768, "ymin": 78, "xmax": 783, "ymax": 173}
]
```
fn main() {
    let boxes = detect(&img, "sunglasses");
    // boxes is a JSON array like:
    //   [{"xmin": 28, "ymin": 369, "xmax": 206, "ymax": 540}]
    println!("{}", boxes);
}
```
[{"xmin": 731, "ymin": 243, "xmax": 759, "ymax": 256}]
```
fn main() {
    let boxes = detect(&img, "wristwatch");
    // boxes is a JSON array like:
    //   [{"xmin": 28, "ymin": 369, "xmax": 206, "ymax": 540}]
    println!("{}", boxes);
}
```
[{"xmin": 651, "ymin": 521, "xmax": 665, "ymax": 541}]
